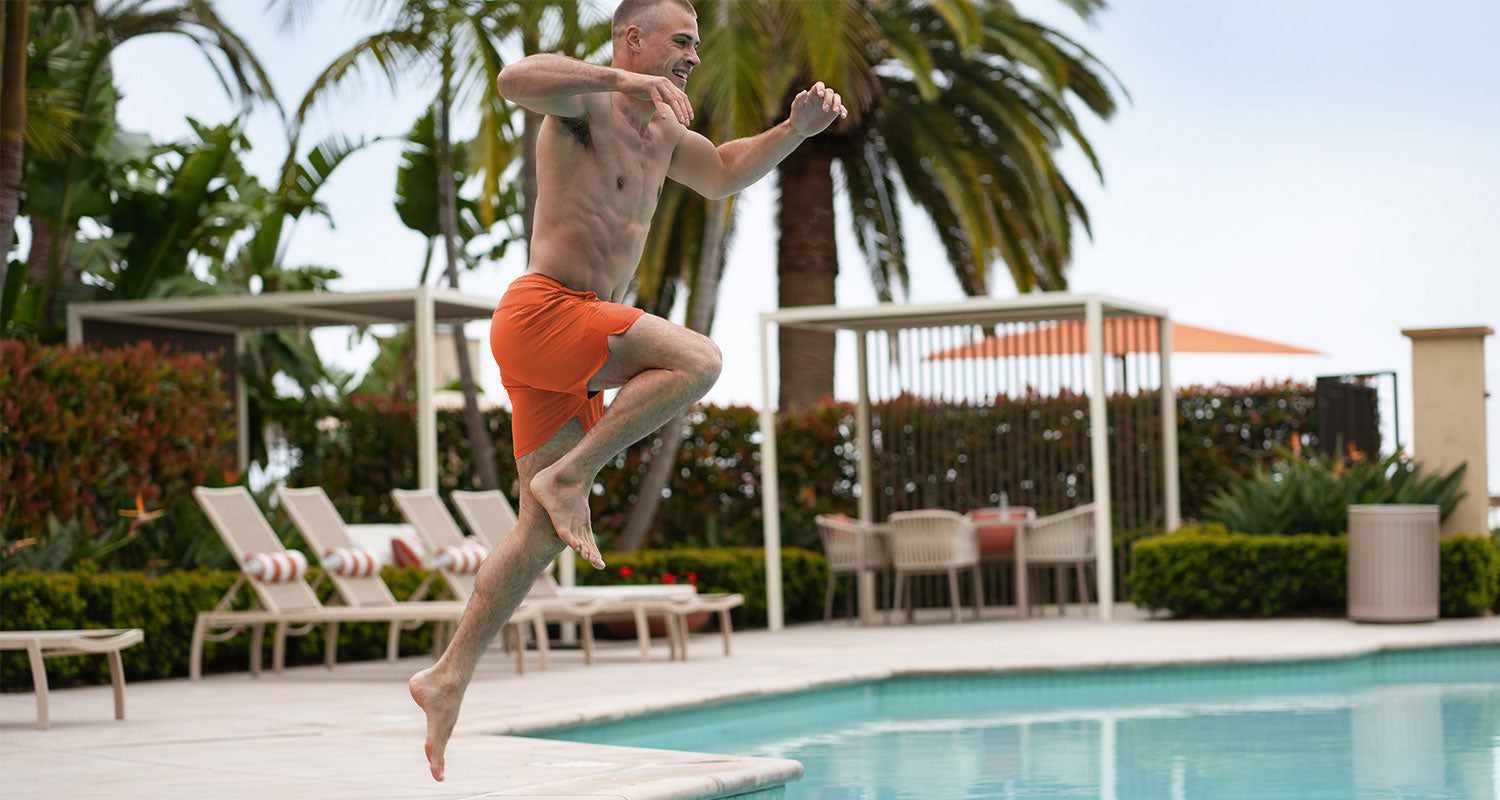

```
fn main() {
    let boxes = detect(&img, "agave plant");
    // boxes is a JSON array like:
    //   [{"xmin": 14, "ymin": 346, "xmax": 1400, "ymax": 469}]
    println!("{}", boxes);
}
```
[{"xmin": 1202, "ymin": 446, "xmax": 1467, "ymax": 536}]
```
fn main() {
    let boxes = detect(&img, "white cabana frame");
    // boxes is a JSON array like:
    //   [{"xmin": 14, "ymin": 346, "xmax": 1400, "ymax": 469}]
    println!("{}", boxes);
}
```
[
  {"xmin": 758, "ymin": 293, "xmax": 1183, "ymax": 629},
  {"xmin": 67, "ymin": 288, "xmax": 499, "ymax": 491}
]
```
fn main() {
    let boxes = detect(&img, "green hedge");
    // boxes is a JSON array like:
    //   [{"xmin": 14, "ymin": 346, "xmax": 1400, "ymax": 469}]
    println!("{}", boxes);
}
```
[
  {"xmin": 270, "ymin": 383, "xmax": 1317, "ymax": 553},
  {"xmin": 1129, "ymin": 525, "xmax": 1500, "ymax": 618},
  {"xmin": 0, "ymin": 564, "xmax": 440, "ymax": 691},
  {"xmin": 0, "ymin": 548, "xmax": 829, "ymax": 690}
]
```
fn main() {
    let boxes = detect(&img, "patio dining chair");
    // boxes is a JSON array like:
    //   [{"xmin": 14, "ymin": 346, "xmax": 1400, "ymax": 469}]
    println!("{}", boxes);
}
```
[
  {"xmin": 1021, "ymin": 503, "xmax": 1099, "ymax": 616},
  {"xmin": 813, "ymin": 514, "xmax": 894, "ymax": 623},
  {"xmin": 886, "ymin": 509, "xmax": 984, "ymax": 623}
]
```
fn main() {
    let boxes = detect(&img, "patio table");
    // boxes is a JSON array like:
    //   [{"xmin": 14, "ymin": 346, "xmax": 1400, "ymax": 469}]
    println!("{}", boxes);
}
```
[
  {"xmin": 0, "ymin": 628, "xmax": 145, "ymax": 729},
  {"xmin": 856, "ymin": 522, "xmax": 894, "ymax": 624}
]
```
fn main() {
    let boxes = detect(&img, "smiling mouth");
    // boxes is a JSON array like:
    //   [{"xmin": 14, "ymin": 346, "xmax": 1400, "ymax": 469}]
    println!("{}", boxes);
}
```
[{"xmin": 672, "ymin": 69, "xmax": 690, "ymax": 83}]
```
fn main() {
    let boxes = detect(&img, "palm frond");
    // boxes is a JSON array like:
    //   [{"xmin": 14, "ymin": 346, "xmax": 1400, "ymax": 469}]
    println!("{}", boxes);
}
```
[
  {"xmin": 841, "ymin": 133, "xmax": 907, "ymax": 301},
  {"xmin": 871, "ymin": 11, "xmax": 942, "ymax": 103},
  {"xmin": 927, "ymin": 0, "xmax": 985, "ymax": 50},
  {"xmin": 774, "ymin": 0, "xmax": 882, "ymax": 116},
  {"xmin": 22, "ymin": 87, "xmax": 84, "ymax": 159},
  {"xmin": 694, "ymin": 0, "xmax": 776, "ymax": 138},
  {"xmin": 288, "ymin": 28, "xmax": 426, "ymax": 146}
]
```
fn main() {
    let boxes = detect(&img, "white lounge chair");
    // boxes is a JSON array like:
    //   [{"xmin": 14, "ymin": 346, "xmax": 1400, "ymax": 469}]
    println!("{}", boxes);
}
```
[
  {"xmin": 441, "ymin": 489, "xmax": 744, "ymax": 660},
  {"xmin": 0, "ymin": 629, "xmax": 144, "ymax": 729},
  {"xmin": 275, "ymin": 485, "xmax": 544, "ymax": 667},
  {"xmin": 190, "ymin": 486, "xmax": 543, "ymax": 679},
  {"xmin": 449, "ymin": 489, "xmax": 698, "ymax": 604},
  {"xmin": 391, "ymin": 488, "xmax": 618, "ymax": 665}
]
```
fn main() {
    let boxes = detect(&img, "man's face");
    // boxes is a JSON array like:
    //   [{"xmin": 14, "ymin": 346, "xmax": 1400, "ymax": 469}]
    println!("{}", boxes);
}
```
[{"xmin": 635, "ymin": 5, "xmax": 700, "ymax": 89}]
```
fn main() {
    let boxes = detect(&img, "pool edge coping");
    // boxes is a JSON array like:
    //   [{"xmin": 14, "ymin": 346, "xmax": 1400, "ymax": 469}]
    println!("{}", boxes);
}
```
[{"xmin": 500, "ymin": 636, "xmax": 1500, "ymax": 738}]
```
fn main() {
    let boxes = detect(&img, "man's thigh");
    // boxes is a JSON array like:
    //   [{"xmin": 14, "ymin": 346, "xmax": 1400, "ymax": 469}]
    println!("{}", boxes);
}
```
[
  {"xmin": 587, "ymin": 312, "xmax": 717, "ymax": 393},
  {"xmin": 515, "ymin": 417, "xmax": 586, "ymax": 522}
]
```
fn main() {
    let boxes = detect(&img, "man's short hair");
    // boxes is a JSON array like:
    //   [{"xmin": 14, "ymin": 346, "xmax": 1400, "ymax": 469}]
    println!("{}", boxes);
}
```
[{"xmin": 612, "ymin": 0, "xmax": 696, "ymax": 40}]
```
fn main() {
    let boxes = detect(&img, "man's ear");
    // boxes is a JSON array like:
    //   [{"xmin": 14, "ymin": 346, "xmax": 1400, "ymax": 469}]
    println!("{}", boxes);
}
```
[{"xmin": 625, "ymin": 25, "xmax": 643, "ymax": 53}]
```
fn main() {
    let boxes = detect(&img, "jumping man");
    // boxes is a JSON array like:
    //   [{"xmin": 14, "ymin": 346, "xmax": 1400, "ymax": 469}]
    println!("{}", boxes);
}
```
[{"xmin": 409, "ymin": 0, "xmax": 848, "ymax": 781}]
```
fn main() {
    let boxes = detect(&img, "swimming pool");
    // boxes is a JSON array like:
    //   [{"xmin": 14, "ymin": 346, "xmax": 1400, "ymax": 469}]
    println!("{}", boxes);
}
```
[{"xmin": 537, "ymin": 645, "xmax": 1500, "ymax": 799}]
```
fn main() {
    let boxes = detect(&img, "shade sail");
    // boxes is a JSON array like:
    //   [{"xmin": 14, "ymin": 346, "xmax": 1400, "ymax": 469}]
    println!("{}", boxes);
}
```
[{"xmin": 926, "ymin": 319, "xmax": 1321, "ymax": 360}]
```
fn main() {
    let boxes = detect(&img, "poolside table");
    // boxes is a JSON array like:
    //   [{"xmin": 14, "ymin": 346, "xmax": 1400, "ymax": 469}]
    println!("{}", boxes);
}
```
[{"xmin": 0, "ymin": 628, "xmax": 145, "ymax": 729}]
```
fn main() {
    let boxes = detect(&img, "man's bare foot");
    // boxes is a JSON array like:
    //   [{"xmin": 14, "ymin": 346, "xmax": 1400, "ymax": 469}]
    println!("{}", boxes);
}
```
[
  {"xmin": 410, "ymin": 666, "xmax": 462, "ymax": 782},
  {"xmin": 531, "ymin": 464, "xmax": 605, "ymax": 569}
]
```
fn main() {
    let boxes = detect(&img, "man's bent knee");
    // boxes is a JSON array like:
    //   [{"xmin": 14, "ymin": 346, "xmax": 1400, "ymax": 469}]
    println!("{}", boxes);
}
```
[{"xmin": 694, "ymin": 338, "xmax": 723, "ymax": 393}]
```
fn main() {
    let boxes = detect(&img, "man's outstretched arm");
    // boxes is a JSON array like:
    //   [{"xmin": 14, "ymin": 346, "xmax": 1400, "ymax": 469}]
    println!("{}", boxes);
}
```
[
  {"xmin": 496, "ymin": 54, "xmax": 693, "ymax": 125},
  {"xmin": 669, "ymin": 82, "xmax": 848, "ymax": 200}
]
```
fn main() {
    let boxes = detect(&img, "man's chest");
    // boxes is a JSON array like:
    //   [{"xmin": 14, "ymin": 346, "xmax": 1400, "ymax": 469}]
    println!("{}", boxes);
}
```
[{"xmin": 591, "ymin": 117, "xmax": 675, "ymax": 181}]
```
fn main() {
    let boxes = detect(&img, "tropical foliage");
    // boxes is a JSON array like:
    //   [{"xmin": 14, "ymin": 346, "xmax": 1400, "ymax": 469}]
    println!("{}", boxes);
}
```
[
  {"xmin": 1202, "ymin": 448, "xmax": 1468, "ymax": 536},
  {"xmin": 0, "ymin": 340, "xmax": 237, "ymax": 572},
  {"xmin": 3, "ymin": 0, "xmax": 279, "ymax": 338}
]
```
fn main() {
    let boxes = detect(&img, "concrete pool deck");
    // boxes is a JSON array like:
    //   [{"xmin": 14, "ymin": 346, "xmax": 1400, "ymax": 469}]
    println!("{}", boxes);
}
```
[{"xmin": 2, "ymin": 607, "xmax": 1497, "ymax": 799}]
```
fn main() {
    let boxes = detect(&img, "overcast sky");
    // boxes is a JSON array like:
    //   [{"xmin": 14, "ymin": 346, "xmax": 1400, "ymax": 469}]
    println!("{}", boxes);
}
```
[{"xmin": 106, "ymin": 0, "xmax": 1499, "ymax": 500}]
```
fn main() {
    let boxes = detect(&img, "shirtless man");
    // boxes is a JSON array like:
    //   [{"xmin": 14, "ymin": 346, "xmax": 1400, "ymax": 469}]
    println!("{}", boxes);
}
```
[{"xmin": 409, "ymin": 0, "xmax": 847, "ymax": 782}]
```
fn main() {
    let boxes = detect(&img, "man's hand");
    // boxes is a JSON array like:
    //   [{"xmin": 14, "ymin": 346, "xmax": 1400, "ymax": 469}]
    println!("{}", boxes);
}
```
[
  {"xmin": 617, "ymin": 71, "xmax": 694, "ymax": 126},
  {"xmin": 789, "ymin": 82, "xmax": 848, "ymax": 137}
]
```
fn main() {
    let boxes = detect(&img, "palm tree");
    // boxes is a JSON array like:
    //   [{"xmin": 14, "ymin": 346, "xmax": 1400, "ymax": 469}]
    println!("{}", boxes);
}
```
[
  {"xmin": 616, "ymin": 0, "xmax": 1119, "ymax": 542},
  {"xmin": 764, "ymin": 0, "xmax": 1120, "ymax": 410},
  {"xmin": 0, "ymin": 1, "xmax": 34, "ymax": 268}
]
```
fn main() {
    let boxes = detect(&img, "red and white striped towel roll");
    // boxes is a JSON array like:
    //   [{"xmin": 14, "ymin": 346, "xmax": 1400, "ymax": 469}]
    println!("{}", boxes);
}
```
[
  {"xmin": 321, "ymin": 547, "xmax": 379, "ymax": 577},
  {"xmin": 434, "ymin": 542, "xmax": 488, "ymax": 574},
  {"xmin": 242, "ymin": 551, "xmax": 309, "ymax": 583}
]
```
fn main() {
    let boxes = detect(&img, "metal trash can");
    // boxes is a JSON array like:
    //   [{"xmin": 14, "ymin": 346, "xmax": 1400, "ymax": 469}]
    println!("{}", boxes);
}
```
[{"xmin": 1348, "ymin": 504, "xmax": 1440, "ymax": 623}]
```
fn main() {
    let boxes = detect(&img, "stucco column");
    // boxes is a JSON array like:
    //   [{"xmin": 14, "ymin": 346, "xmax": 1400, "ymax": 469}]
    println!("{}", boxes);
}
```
[{"xmin": 1401, "ymin": 326, "xmax": 1492, "ymax": 536}]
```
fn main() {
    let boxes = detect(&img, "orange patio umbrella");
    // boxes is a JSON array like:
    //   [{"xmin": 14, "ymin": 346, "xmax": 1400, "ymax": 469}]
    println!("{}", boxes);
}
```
[{"xmin": 927, "ymin": 318, "xmax": 1322, "ymax": 360}]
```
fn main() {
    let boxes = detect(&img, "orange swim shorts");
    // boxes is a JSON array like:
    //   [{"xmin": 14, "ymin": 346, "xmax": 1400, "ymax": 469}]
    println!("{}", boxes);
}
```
[{"xmin": 491, "ymin": 273, "xmax": 645, "ymax": 457}]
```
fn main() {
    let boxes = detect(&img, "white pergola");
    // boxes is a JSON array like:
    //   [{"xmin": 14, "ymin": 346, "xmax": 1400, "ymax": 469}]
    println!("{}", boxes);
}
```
[
  {"xmin": 67, "ymin": 288, "xmax": 499, "ymax": 490},
  {"xmin": 757, "ymin": 293, "xmax": 1183, "ymax": 630}
]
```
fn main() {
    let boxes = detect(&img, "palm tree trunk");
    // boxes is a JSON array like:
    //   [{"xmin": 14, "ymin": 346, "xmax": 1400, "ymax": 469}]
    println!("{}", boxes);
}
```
[
  {"xmin": 437, "ymin": 44, "xmax": 500, "ymax": 492},
  {"xmin": 521, "ymin": 110, "xmax": 540, "ymax": 244},
  {"xmin": 616, "ymin": 197, "xmax": 732, "ymax": 551},
  {"xmin": 25, "ymin": 218, "xmax": 55, "ymax": 286},
  {"xmin": 776, "ymin": 143, "xmax": 838, "ymax": 411},
  {"xmin": 28, "ymin": 216, "xmax": 76, "ymax": 312},
  {"xmin": 0, "ymin": 0, "xmax": 30, "ymax": 262},
  {"xmin": 520, "ymin": 25, "xmax": 540, "ymax": 247}
]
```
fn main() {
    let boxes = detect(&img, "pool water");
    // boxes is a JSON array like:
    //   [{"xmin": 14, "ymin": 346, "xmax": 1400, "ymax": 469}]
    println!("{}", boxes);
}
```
[{"xmin": 537, "ymin": 646, "xmax": 1500, "ymax": 799}]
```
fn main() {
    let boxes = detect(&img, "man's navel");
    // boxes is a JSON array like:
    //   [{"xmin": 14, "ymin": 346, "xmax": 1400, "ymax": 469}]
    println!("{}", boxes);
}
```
[{"xmin": 617, "ymin": 176, "xmax": 625, "ymax": 191}]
